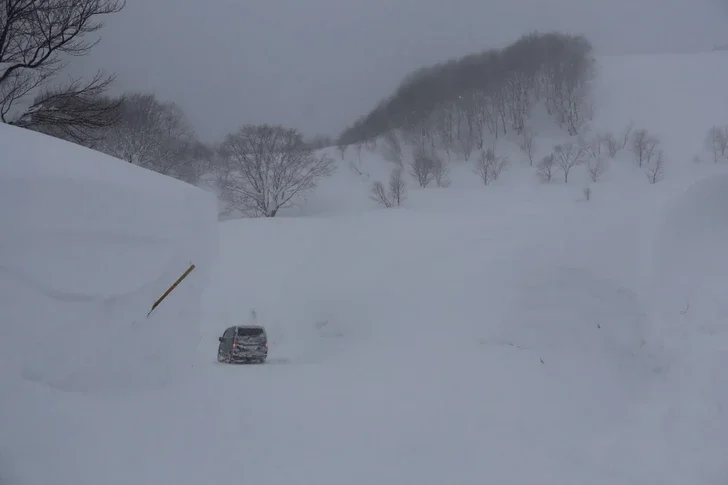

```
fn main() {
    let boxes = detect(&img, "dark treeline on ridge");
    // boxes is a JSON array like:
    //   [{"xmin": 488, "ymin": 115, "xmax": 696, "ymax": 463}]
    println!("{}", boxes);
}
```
[{"xmin": 338, "ymin": 32, "xmax": 596, "ymax": 158}]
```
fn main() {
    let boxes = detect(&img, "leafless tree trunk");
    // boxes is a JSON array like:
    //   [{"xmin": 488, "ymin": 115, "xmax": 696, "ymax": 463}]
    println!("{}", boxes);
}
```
[
  {"xmin": 389, "ymin": 167, "xmax": 406, "ymax": 205},
  {"xmin": 599, "ymin": 122, "xmax": 633, "ymax": 158},
  {"xmin": 631, "ymin": 129, "xmax": 659, "ymax": 167},
  {"xmin": 474, "ymin": 148, "xmax": 509, "ymax": 185},
  {"xmin": 504, "ymin": 71, "xmax": 532, "ymax": 134},
  {"xmin": 435, "ymin": 105, "xmax": 455, "ymax": 160},
  {"xmin": 518, "ymin": 127, "xmax": 536, "ymax": 165},
  {"xmin": 371, "ymin": 168, "xmax": 406, "ymax": 208},
  {"xmin": 409, "ymin": 146, "xmax": 436, "ymax": 187},
  {"xmin": 1, "ymin": 0, "xmax": 125, "ymax": 136},
  {"xmin": 432, "ymin": 155, "xmax": 451, "ymax": 188},
  {"xmin": 553, "ymin": 142, "xmax": 584, "ymax": 183},
  {"xmin": 370, "ymin": 181, "xmax": 391, "ymax": 208},
  {"xmin": 217, "ymin": 124, "xmax": 335, "ymax": 217},
  {"xmin": 583, "ymin": 137, "xmax": 607, "ymax": 182},
  {"xmin": 706, "ymin": 126, "xmax": 728, "ymax": 163},
  {"xmin": 537, "ymin": 153, "xmax": 556, "ymax": 183},
  {"xmin": 381, "ymin": 130, "xmax": 404, "ymax": 165},
  {"xmin": 646, "ymin": 149, "xmax": 665, "ymax": 184}
]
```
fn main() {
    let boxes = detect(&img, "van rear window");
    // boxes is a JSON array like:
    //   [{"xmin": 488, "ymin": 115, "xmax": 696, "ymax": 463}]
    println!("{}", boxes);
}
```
[{"xmin": 237, "ymin": 327, "xmax": 264, "ymax": 337}]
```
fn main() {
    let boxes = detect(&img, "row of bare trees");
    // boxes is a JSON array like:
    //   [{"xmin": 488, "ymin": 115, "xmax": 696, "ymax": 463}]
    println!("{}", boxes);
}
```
[
  {"xmin": 534, "ymin": 125, "xmax": 665, "ymax": 184},
  {"xmin": 339, "ymin": 32, "xmax": 595, "ymax": 159}
]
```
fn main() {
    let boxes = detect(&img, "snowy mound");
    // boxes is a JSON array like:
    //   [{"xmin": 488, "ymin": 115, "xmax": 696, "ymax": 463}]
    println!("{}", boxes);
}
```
[
  {"xmin": 0, "ymin": 124, "xmax": 218, "ymax": 393},
  {"xmin": 651, "ymin": 174, "xmax": 728, "ymax": 321}
]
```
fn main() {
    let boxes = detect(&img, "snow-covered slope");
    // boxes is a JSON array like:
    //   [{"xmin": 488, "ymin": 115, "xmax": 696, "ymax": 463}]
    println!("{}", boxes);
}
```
[
  {"xmin": 2, "ymin": 51, "xmax": 728, "ymax": 485},
  {"xmin": 0, "ymin": 123, "xmax": 218, "ymax": 394}
]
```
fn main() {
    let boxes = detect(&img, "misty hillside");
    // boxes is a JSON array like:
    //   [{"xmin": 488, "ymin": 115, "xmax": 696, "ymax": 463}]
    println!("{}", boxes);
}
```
[{"xmin": 251, "ymin": 46, "xmax": 728, "ymax": 219}]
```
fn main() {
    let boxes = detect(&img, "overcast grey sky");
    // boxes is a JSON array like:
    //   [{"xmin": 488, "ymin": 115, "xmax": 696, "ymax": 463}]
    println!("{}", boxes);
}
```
[{"xmin": 71, "ymin": 0, "xmax": 727, "ymax": 142}]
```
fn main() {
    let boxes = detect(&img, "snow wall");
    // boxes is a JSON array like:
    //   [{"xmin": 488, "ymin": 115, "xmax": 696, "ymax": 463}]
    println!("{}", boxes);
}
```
[{"xmin": 0, "ymin": 124, "xmax": 219, "ymax": 394}]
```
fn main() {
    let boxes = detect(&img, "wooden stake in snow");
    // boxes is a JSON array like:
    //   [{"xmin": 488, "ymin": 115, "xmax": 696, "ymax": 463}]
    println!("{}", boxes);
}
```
[{"xmin": 147, "ymin": 263, "xmax": 196, "ymax": 318}]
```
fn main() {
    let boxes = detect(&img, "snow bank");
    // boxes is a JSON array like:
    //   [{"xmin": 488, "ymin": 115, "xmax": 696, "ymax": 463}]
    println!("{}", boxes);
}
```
[
  {"xmin": 641, "ymin": 173, "xmax": 728, "ymax": 482},
  {"xmin": 0, "ymin": 124, "xmax": 218, "ymax": 394},
  {"xmin": 651, "ymin": 173, "xmax": 728, "ymax": 318}
]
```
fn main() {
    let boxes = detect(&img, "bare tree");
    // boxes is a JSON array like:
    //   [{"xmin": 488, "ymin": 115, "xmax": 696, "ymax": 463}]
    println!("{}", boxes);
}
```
[
  {"xmin": 474, "ymin": 148, "xmax": 509, "ymax": 185},
  {"xmin": 474, "ymin": 149, "xmax": 493, "ymax": 186},
  {"xmin": 597, "ymin": 132, "xmax": 618, "ymax": 158},
  {"xmin": 371, "ymin": 167, "xmax": 406, "ymax": 208},
  {"xmin": 381, "ymin": 130, "xmax": 404, "ymax": 165},
  {"xmin": 409, "ymin": 146, "xmax": 436, "ymax": 187},
  {"xmin": 537, "ymin": 153, "xmax": 556, "ymax": 183},
  {"xmin": 518, "ymin": 127, "xmax": 536, "ymax": 166},
  {"xmin": 645, "ymin": 149, "xmax": 666, "ymax": 184},
  {"xmin": 598, "ymin": 122, "xmax": 633, "ymax": 158},
  {"xmin": 553, "ymin": 143, "xmax": 584, "ymax": 183},
  {"xmin": 11, "ymin": 71, "xmax": 122, "ymax": 145},
  {"xmin": 583, "ymin": 138, "xmax": 607, "ymax": 182},
  {"xmin": 431, "ymin": 152, "xmax": 450, "ymax": 187},
  {"xmin": 631, "ymin": 129, "xmax": 659, "ymax": 167},
  {"xmin": 706, "ymin": 125, "xmax": 728, "ymax": 163},
  {"xmin": 489, "ymin": 152, "xmax": 510, "ymax": 181},
  {"xmin": 389, "ymin": 167, "xmax": 406, "ymax": 206},
  {"xmin": 97, "ymin": 92, "xmax": 200, "ymax": 182},
  {"xmin": 370, "ymin": 181, "xmax": 392, "ymax": 207},
  {"xmin": 1, "ymin": 0, "xmax": 125, "ymax": 133},
  {"xmin": 216, "ymin": 124, "xmax": 335, "ymax": 217}
]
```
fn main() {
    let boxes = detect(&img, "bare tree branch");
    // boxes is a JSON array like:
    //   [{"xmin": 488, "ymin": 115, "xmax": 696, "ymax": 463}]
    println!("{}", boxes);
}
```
[
  {"xmin": 370, "ymin": 168, "xmax": 406, "ymax": 208},
  {"xmin": 553, "ymin": 142, "xmax": 584, "ymax": 183},
  {"xmin": 582, "ymin": 137, "xmax": 607, "ymax": 182},
  {"xmin": 474, "ymin": 147, "xmax": 509, "ymax": 185},
  {"xmin": 537, "ymin": 153, "xmax": 555, "ymax": 183},
  {"xmin": 10, "ymin": 70, "xmax": 122, "ymax": 144},
  {"xmin": 706, "ymin": 125, "xmax": 728, "ymax": 163},
  {"xmin": 645, "ymin": 149, "xmax": 665, "ymax": 184},
  {"xmin": 409, "ymin": 145, "xmax": 436, "ymax": 187},
  {"xmin": 0, "ymin": 0, "xmax": 125, "ymax": 122}
]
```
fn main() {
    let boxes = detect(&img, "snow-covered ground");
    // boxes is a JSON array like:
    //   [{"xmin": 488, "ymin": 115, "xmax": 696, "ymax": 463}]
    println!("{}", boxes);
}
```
[{"xmin": 2, "ymin": 51, "xmax": 728, "ymax": 484}]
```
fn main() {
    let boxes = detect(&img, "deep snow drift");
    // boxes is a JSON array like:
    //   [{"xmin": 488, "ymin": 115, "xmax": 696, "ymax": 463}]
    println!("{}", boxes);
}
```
[
  {"xmin": 2, "ymin": 51, "xmax": 728, "ymax": 485},
  {"xmin": 0, "ymin": 123, "xmax": 218, "ymax": 393}
]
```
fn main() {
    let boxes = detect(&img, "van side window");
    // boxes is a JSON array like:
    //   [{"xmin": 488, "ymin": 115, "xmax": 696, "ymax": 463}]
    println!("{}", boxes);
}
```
[{"xmin": 223, "ymin": 327, "xmax": 235, "ymax": 338}]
